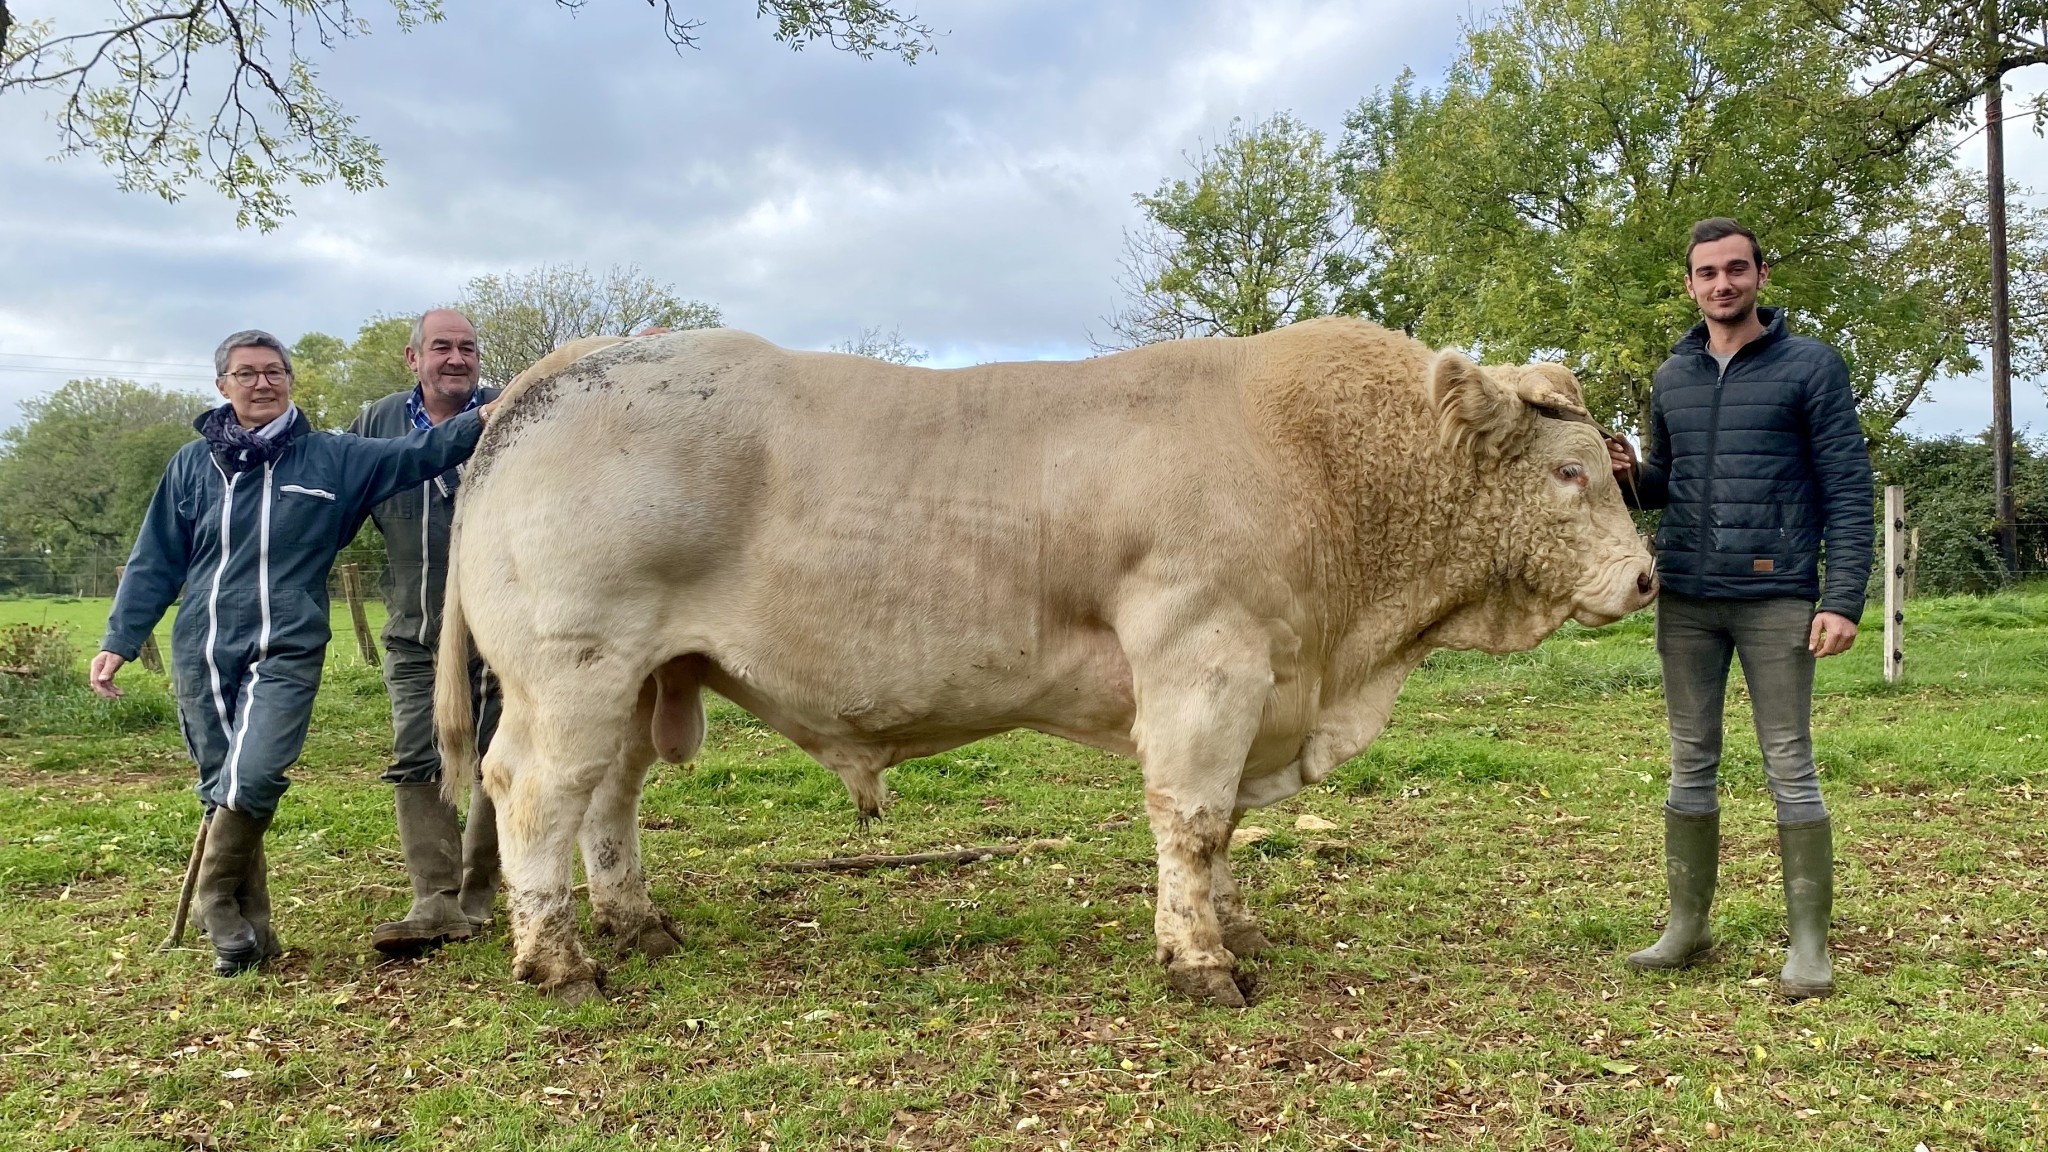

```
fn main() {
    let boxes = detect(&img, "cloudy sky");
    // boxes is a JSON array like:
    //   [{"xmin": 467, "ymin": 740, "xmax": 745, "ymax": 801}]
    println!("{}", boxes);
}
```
[{"xmin": 1, "ymin": 0, "xmax": 2043, "ymax": 440}]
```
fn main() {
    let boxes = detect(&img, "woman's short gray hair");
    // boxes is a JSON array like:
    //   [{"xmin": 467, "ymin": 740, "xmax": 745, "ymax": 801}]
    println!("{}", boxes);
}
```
[{"xmin": 213, "ymin": 329, "xmax": 294, "ymax": 377}]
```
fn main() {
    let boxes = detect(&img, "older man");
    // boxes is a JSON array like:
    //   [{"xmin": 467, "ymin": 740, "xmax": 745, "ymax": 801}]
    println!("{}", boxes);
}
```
[
  {"xmin": 93, "ymin": 330, "xmax": 495, "ymax": 976},
  {"xmin": 349, "ymin": 309, "xmax": 503, "ymax": 955}
]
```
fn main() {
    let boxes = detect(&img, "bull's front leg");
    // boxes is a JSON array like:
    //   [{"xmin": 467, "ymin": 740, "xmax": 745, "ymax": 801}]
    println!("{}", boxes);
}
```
[{"xmin": 1128, "ymin": 617, "xmax": 1273, "ymax": 1008}]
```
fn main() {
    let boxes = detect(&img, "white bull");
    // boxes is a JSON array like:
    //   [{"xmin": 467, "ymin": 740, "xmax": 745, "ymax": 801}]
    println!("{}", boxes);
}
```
[{"xmin": 437, "ymin": 318, "xmax": 1656, "ymax": 1005}]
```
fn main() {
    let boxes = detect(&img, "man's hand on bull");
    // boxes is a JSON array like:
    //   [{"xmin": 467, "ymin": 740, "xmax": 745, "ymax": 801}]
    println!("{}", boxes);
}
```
[
  {"xmin": 1606, "ymin": 434, "xmax": 1638, "ymax": 478},
  {"xmin": 479, "ymin": 399, "xmax": 500, "ymax": 425},
  {"xmin": 90, "ymin": 651, "xmax": 126, "ymax": 699},
  {"xmin": 1809, "ymin": 611, "xmax": 1857, "ymax": 658}
]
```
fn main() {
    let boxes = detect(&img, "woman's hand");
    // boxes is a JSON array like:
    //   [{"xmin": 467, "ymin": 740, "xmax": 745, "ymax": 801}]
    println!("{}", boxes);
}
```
[{"xmin": 90, "ymin": 651, "xmax": 126, "ymax": 699}]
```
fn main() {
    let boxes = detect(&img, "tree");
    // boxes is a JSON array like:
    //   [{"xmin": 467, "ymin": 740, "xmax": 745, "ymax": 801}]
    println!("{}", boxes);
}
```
[
  {"xmin": 0, "ymin": 378, "xmax": 208, "ymax": 574},
  {"xmin": 830, "ymin": 325, "xmax": 928, "ymax": 364},
  {"xmin": 1801, "ymin": 0, "xmax": 2048, "ymax": 576},
  {"xmin": 457, "ymin": 263, "xmax": 722, "ymax": 384},
  {"xmin": 0, "ymin": 1, "xmax": 935, "ymax": 230},
  {"xmin": 289, "ymin": 315, "xmax": 414, "ymax": 427},
  {"xmin": 1340, "ymin": 0, "xmax": 1981, "ymax": 436},
  {"xmin": 1101, "ymin": 113, "xmax": 1367, "ymax": 348}
]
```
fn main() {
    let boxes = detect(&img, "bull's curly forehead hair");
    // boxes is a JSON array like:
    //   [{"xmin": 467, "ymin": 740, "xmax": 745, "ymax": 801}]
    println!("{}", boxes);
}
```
[
  {"xmin": 213, "ymin": 330, "xmax": 293, "ymax": 377},
  {"xmin": 1686, "ymin": 217, "xmax": 1765, "ymax": 272}
]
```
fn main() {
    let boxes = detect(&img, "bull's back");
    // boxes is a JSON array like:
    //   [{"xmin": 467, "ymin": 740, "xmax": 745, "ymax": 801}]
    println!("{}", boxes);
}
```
[{"xmin": 461, "ymin": 330, "xmax": 1296, "ymax": 746}]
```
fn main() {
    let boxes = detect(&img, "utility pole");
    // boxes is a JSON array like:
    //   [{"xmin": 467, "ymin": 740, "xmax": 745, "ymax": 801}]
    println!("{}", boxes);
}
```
[{"xmin": 1987, "ymin": 0, "xmax": 2021, "ymax": 580}]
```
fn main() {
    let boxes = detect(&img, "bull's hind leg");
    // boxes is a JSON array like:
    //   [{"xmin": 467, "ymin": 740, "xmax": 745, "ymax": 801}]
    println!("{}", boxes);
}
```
[
  {"xmin": 1125, "ymin": 609, "xmax": 1272, "ymax": 1008},
  {"xmin": 1212, "ymin": 810, "xmax": 1271, "ymax": 959},
  {"xmin": 492, "ymin": 680, "xmax": 639, "ymax": 1004},
  {"xmin": 583, "ymin": 677, "xmax": 684, "ymax": 962}
]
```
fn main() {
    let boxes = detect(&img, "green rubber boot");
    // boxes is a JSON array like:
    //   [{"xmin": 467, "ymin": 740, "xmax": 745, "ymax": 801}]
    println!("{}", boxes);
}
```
[
  {"xmin": 198, "ymin": 808, "xmax": 274, "ymax": 977},
  {"xmin": 1627, "ymin": 806, "xmax": 1719, "ymax": 971},
  {"xmin": 1778, "ymin": 816, "xmax": 1835, "ymax": 999},
  {"xmin": 457, "ymin": 781, "xmax": 500, "ymax": 929},
  {"xmin": 371, "ymin": 784, "xmax": 474, "ymax": 955}
]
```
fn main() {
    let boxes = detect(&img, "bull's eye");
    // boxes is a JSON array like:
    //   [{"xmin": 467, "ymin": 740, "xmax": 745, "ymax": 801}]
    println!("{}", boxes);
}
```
[{"xmin": 1555, "ymin": 462, "xmax": 1587, "ymax": 487}]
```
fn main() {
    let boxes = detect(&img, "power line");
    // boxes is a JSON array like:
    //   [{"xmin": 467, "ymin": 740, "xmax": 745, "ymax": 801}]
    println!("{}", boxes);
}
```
[
  {"xmin": 0, "ymin": 352, "xmax": 214, "ymax": 371},
  {"xmin": 0, "ymin": 365, "xmax": 217, "ymax": 382}
]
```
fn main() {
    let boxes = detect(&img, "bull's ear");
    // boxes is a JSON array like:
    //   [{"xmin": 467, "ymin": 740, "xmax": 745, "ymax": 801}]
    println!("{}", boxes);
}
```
[
  {"xmin": 1429, "ymin": 350, "xmax": 1529, "ymax": 458},
  {"xmin": 1513, "ymin": 362, "xmax": 1590, "ymax": 419}
]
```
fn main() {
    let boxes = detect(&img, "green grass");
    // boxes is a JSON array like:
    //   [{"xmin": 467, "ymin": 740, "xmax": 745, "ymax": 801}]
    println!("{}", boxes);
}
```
[{"xmin": 2, "ymin": 590, "xmax": 2046, "ymax": 1150}]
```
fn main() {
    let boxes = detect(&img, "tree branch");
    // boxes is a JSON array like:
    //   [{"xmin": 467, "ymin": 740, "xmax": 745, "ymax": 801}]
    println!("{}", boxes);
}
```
[{"xmin": 766, "ymin": 840, "xmax": 1070, "ymax": 873}]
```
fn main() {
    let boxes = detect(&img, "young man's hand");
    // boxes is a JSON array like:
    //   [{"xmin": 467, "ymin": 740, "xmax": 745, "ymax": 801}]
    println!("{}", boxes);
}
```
[
  {"xmin": 1606, "ymin": 435, "xmax": 1638, "ymax": 478},
  {"xmin": 1809, "ymin": 611, "xmax": 1858, "ymax": 658}
]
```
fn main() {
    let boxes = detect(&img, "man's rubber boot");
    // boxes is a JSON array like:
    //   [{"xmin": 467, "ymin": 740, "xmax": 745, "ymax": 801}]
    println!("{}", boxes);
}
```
[
  {"xmin": 1778, "ymin": 816, "xmax": 1835, "ymax": 999},
  {"xmin": 1627, "ymin": 806, "xmax": 1719, "ymax": 970},
  {"xmin": 241, "ymin": 831, "xmax": 282, "ymax": 963},
  {"xmin": 457, "ymin": 780, "xmax": 501, "ymax": 929},
  {"xmin": 197, "ymin": 808, "xmax": 274, "ymax": 977},
  {"xmin": 371, "ymin": 783, "xmax": 475, "ymax": 955}
]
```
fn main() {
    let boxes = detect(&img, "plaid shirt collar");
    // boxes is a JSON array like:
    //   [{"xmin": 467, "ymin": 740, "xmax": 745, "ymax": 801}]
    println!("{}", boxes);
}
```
[{"xmin": 404, "ymin": 383, "xmax": 484, "ymax": 431}]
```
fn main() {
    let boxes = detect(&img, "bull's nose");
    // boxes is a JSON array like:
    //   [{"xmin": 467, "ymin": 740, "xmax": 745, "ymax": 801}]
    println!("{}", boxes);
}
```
[{"xmin": 1637, "ymin": 570, "xmax": 1656, "ymax": 597}]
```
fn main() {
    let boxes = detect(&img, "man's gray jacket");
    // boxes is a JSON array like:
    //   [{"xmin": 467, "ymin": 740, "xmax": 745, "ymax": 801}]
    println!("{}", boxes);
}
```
[
  {"xmin": 1628, "ymin": 307, "xmax": 1874, "ymax": 621},
  {"xmin": 349, "ymin": 387, "xmax": 500, "ymax": 646}
]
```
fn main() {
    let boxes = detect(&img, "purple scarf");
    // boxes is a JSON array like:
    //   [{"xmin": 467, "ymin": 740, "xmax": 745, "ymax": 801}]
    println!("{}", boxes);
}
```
[{"xmin": 197, "ymin": 404, "xmax": 299, "ymax": 472}]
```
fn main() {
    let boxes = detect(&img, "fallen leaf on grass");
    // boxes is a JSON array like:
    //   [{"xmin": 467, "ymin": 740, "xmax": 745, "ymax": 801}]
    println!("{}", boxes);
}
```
[
  {"xmin": 1600, "ymin": 1060, "xmax": 1638, "ymax": 1075},
  {"xmin": 1295, "ymin": 814, "xmax": 1339, "ymax": 832}
]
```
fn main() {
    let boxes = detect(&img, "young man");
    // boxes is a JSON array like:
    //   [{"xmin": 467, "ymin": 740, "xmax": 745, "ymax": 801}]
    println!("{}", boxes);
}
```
[
  {"xmin": 349, "ymin": 309, "xmax": 503, "ymax": 955},
  {"xmin": 1609, "ymin": 218, "xmax": 1874, "ymax": 999}
]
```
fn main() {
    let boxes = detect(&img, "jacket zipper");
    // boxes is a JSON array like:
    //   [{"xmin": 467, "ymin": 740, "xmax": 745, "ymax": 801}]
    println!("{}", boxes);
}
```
[{"xmin": 1697, "ymin": 355, "xmax": 1731, "ymax": 569}]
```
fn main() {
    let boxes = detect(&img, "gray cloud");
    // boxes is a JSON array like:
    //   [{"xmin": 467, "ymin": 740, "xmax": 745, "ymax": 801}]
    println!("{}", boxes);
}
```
[{"xmin": 2, "ymin": 0, "xmax": 2041, "ymax": 439}]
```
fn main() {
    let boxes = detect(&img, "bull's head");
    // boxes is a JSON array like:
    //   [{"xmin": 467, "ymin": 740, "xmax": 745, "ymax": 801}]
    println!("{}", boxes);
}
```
[{"xmin": 1425, "ymin": 352, "xmax": 1656, "ymax": 648}]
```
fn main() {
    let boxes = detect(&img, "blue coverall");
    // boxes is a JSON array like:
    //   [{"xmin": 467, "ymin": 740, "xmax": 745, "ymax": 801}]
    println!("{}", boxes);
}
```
[{"xmin": 101, "ymin": 407, "xmax": 486, "ymax": 819}]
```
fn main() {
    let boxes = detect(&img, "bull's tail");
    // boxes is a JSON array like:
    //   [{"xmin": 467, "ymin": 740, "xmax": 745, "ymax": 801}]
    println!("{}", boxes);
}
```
[{"xmin": 436, "ymin": 519, "xmax": 479, "ymax": 807}]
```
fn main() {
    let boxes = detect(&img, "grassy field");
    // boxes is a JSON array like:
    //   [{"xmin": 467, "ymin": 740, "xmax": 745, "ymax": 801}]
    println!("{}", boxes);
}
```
[{"xmin": 1, "ymin": 589, "xmax": 2045, "ymax": 1151}]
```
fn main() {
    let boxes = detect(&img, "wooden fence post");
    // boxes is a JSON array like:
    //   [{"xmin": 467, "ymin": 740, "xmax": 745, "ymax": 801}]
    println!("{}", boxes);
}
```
[
  {"xmin": 1883, "ymin": 485, "xmax": 1905, "ymax": 685},
  {"xmin": 341, "ymin": 563, "xmax": 379, "ymax": 666},
  {"xmin": 114, "ymin": 565, "xmax": 166, "ymax": 674}
]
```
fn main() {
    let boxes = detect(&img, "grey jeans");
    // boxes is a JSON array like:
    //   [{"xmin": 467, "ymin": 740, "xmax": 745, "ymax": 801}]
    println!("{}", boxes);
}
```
[
  {"xmin": 381, "ymin": 636, "xmax": 501, "ymax": 787},
  {"xmin": 1655, "ymin": 592, "xmax": 1828, "ymax": 824}
]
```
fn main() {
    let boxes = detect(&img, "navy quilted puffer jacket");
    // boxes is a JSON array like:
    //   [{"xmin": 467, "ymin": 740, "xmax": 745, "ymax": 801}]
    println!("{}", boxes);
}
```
[{"xmin": 1630, "ymin": 307, "xmax": 1874, "ymax": 621}]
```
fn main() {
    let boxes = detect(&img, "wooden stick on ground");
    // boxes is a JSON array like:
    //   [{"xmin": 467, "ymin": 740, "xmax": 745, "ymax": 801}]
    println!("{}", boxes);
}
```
[
  {"xmin": 767, "ymin": 839, "xmax": 1069, "ymax": 873},
  {"xmin": 161, "ymin": 809, "xmax": 213, "ymax": 950}
]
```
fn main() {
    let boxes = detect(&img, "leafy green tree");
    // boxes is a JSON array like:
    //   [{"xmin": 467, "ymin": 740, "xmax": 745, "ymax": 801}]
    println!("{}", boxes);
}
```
[
  {"xmin": 831, "ymin": 325, "xmax": 928, "ymax": 364},
  {"xmin": 0, "ymin": 1, "xmax": 934, "ymax": 230},
  {"xmin": 1102, "ymin": 113, "xmax": 1367, "ymax": 348},
  {"xmin": 290, "ymin": 316, "xmax": 414, "ymax": 428},
  {"xmin": 458, "ymin": 263, "xmax": 722, "ymax": 384},
  {"xmin": 1802, "ymin": 0, "xmax": 2048, "ymax": 574},
  {"xmin": 1339, "ymin": 0, "xmax": 1979, "ymax": 435},
  {"xmin": 0, "ymin": 378, "xmax": 208, "ymax": 572}
]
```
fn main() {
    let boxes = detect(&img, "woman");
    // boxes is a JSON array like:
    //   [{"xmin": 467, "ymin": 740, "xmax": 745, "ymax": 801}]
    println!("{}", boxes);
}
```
[{"xmin": 92, "ymin": 329, "xmax": 497, "ymax": 976}]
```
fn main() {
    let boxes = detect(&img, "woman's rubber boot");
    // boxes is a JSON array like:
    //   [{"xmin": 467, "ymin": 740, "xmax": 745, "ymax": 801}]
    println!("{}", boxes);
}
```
[
  {"xmin": 1778, "ymin": 816, "xmax": 1835, "ymax": 999},
  {"xmin": 198, "ymin": 808, "xmax": 274, "ymax": 976},
  {"xmin": 1626, "ymin": 806, "xmax": 1719, "ymax": 970},
  {"xmin": 239, "ymin": 830, "xmax": 283, "ymax": 963},
  {"xmin": 372, "ymin": 783, "xmax": 475, "ymax": 955}
]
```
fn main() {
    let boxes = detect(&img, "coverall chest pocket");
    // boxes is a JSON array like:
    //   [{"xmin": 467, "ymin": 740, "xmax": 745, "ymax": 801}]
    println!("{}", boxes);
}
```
[{"xmin": 274, "ymin": 481, "xmax": 345, "ymax": 546}]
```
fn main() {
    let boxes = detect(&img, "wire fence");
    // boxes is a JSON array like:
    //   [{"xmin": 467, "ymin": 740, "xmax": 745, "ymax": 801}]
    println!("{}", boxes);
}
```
[{"xmin": 0, "ymin": 554, "xmax": 395, "ymax": 602}]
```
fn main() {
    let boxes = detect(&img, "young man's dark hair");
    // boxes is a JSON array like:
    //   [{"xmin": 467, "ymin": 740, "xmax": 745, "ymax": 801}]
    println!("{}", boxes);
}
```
[{"xmin": 1685, "ymin": 217, "xmax": 1764, "ymax": 271}]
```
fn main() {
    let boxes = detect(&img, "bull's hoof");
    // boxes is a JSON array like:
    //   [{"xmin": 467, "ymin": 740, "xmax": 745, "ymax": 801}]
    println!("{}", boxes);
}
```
[
  {"xmin": 513, "ymin": 954, "xmax": 605, "ymax": 998},
  {"xmin": 596, "ymin": 910, "xmax": 685, "ymax": 961},
  {"xmin": 1220, "ymin": 920, "xmax": 1272, "ymax": 960},
  {"xmin": 1167, "ymin": 963, "xmax": 1248, "ymax": 1008},
  {"xmin": 624, "ymin": 916, "xmax": 684, "ymax": 962},
  {"xmin": 549, "ymin": 978, "xmax": 605, "ymax": 1007}
]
